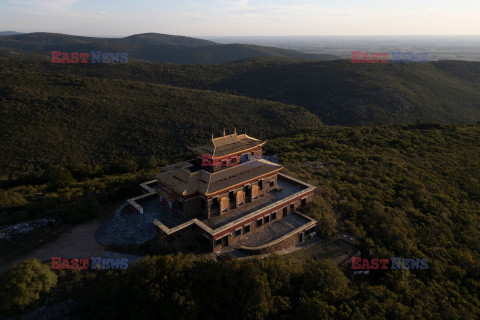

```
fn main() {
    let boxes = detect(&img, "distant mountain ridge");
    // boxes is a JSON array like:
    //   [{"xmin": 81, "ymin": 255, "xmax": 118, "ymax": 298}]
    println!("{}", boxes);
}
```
[
  {"xmin": 0, "ymin": 31, "xmax": 22, "ymax": 36},
  {"xmin": 0, "ymin": 32, "xmax": 216, "ymax": 47},
  {"xmin": 0, "ymin": 32, "xmax": 338, "ymax": 63}
]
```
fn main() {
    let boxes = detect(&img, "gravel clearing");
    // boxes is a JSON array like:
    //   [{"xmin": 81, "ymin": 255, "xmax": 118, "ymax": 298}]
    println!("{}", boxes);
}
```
[
  {"xmin": 0, "ymin": 218, "xmax": 50, "ymax": 241},
  {"xmin": 95, "ymin": 200, "xmax": 162, "ymax": 245}
]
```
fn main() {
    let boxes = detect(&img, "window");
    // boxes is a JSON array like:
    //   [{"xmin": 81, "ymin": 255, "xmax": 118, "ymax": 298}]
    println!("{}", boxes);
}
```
[
  {"xmin": 264, "ymin": 215, "xmax": 270, "ymax": 224},
  {"xmin": 201, "ymin": 197, "xmax": 207, "ymax": 210},
  {"xmin": 215, "ymin": 239, "xmax": 222, "ymax": 246},
  {"xmin": 258, "ymin": 180, "xmax": 263, "ymax": 190},
  {"xmin": 252, "ymin": 185, "xmax": 259, "ymax": 199},
  {"xmin": 269, "ymin": 181, "xmax": 274, "ymax": 188},
  {"xmin": 243, "ymin": 225, "xmax": 251, "ymax": 234},
  {"xmin": 222, "ymin": 236, "xmax": 229, "ymax": 246},
  {"xmin": 290, "ymin": 204, "xmax": 294, "ymax": 213},
  {"xmin": 301, "ymin": 198, "xmax": 307, "ymax": 206},
  {"xmin": 234, "ymin": 228, "xmax": 242, "ymax": 237},
  {"xmin": 283, "ymin": 207, "xmax": 288, "ymax": 216},
  {"xmin": 306, "ymin": 227, "xmax": 315, "ymax": 234},
  {"xmin": 271, "ymin": 212, "xmax": 277, "ymax": 220},
  {"xmin": 236, "ymin": 191, "xmax": 245, "ymax": 206},
  {"xmin": 256, "ymin": 219, "xmax": 263, "ymax": 227},
  {"xmin": 220, "ymin": 197, "xmax": 229, "ymax": 213},
  {"xmin": 212, "ymin": 198, "xmax": 219, "ymax": 210},
  {"xmin": 228, "ymin": 192, "xmax": 236, "ymax": 209}
]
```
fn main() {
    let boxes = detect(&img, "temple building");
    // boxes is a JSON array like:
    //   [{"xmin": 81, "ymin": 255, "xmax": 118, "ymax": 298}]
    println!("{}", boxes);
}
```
[{"xmin": 129, "ymin": 132, "xmax": 317, "ymax": 253}]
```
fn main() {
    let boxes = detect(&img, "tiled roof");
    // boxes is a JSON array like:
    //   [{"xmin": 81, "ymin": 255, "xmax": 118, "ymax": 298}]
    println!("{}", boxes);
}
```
[
  {"xmin": 206, "ymin": 159, "xmax": 281, "ymax": 194},
  {"xmin": 189, "ymin": 133, "xmax": 265, "ymax": 157},
  {"xmin": 156, "ymin": 159, "xmax": 282, "ymax": 197}
]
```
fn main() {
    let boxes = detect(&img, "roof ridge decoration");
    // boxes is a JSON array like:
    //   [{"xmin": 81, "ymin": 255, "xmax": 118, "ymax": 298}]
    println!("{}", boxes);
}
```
[{"xmin": 189, "ymin": 131, "xmax": 265, "ymax": 158}]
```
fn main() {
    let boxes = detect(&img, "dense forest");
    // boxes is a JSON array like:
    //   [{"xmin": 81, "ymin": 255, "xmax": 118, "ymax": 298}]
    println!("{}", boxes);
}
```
[
  {"xmin": 0, "ymin": 58, "xmax": 321, "ymax": 177},
  {"xmin": 1, "ymin": 124, "xmax": 479, "ymax": 319},
  {"xmin": 2, "ymin": 55, "xmax": 480, "ymax": 177},
  {"xmin": 1, "ymin": 55, "xmax": 480, "ymax": 126},
  {"xmin": 1, "ymin": 50, "xmax": 480, "ymax": 318}
]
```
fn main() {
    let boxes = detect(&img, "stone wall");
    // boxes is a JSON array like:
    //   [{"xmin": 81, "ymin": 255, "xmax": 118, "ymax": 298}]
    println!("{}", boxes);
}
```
[
  {"xmin": 238, "ymin": 219, "xmax": 317, "ymax": 254},
  {"xmin": 212, "ymin": 193, "xmax": 314, "ymax": 251},
  {"xmin": 181, "ymin": 196, "xmax": 202, "ymax": 220}
]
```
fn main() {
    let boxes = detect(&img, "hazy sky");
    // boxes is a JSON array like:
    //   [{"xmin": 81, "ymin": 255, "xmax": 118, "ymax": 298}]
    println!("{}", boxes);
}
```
[{"xmin": 1, "ymin": 0, "xmax": 479, "ymax": 37}]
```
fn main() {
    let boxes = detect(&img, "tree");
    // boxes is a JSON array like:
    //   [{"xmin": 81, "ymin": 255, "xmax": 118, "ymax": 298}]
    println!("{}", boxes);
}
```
[
  {"xmin": 59, "ymin": 197, "xmax": 101, "ymax": 223},
  {"xmin": 298, "ymin": 259, "xmax": 351, "ymax": 303},
  {"xmin": 44, "ymin": 165, "xmax": 75, "ymax": 191},
  {"xmin": 303, "ymin": 196, "xmax": 338, "ymax": 237},
  {"xmin": 295, "ymin": 295, "xmax": 337, "ymax": 320},
  {"xmin": 0, "ymin": 259, "xmax": 57, "ymax": 313}
]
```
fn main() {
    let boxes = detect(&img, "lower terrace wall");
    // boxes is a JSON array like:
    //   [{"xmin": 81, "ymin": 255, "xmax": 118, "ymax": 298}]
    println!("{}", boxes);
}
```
[
  {"xmin": 128, "ymin": 192, "xmax": 158, "ymax": 214},
  {"xmin": 238, "ymin": 214, "xmax": 317, "ymax": 254},
  {"xmin": 212, "ymin": 191, "xmax": 314, "ymax": 251}
]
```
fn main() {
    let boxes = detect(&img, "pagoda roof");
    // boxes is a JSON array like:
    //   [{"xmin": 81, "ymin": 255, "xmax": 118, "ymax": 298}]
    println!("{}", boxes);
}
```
[
  {"xmin": 156, "ymin": 158, "xmax": 282, "ymax": 197},
  {"xmin": 189, "ymin": 133, "xmax": 265, "ymax": 158}
]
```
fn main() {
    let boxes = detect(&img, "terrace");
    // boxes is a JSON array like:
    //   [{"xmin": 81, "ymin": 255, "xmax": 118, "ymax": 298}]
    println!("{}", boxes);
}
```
[
  {"xmin": 201, "ymin": 176, "xmax": 306, "ymax": 229},
  {"xmin": 97, "ymin": 174, "xmax": 314, "ymax": 246},
  {"xmin": 234, "ymin": 213, "xmax": 312, "ymax": 248}
]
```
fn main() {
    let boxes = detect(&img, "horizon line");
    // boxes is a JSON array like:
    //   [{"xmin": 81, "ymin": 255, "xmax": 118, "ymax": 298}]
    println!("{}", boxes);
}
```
[{"xmin": 3, "ymin": 31, "xmax": 480, "ymax": 39}]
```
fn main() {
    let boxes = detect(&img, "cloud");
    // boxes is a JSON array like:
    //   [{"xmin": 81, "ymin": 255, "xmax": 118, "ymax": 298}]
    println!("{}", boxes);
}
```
[
  {"xmin": 9, "ymin": 0, "xmax": 78, "ymax": 15},
  {"xmin": 8, "ymin": 0, "xmax": 119, "ymax": 18}
]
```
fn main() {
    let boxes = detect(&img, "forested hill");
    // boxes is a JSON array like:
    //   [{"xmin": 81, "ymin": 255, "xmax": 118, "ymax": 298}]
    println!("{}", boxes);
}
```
[
  {"xmin": 3, "ymin": 56, "xmax": 480, "ymax": 125},
  {"xmin": 0, "ymin": 59, "xmax": 322, "ymax": 177},
  {"xmin": 0, "ymin": 32, "xmax": 217, "ymax": 47},
  {"xmin": 0, "ymin": 32, "xmax": 338, "ymax": 64},
  {"xmin": 2, "ymin": 124, "xmax": 479, "ymax": 319}
]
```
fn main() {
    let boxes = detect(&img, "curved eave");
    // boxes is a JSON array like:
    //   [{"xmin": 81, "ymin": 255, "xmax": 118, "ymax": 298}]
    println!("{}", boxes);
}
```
[{"xmin": 211, "ymin": 141, "xmax": 266, "ymax": 159}]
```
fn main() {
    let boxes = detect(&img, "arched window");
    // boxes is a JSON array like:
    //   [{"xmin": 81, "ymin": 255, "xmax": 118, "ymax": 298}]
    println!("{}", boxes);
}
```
[
  {"xmin": 236, "ymin": 191, "xmax": 245, "ymax": 206},
  {"xmin": 220, "ymin": 197, "xmax": 229, "ymax": 213},
  {"xmin": 252, "ymin": 185, "xmax": 259, "ymax": 199}
]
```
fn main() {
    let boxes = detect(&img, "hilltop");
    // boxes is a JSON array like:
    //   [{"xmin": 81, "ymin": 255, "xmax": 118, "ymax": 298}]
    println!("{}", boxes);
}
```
[
  {"xmin": 0, "ymin": 32, "xmax": 338, "ymax": 64},
  {"xmin": 0, "ymin": 58, "xmax": 322, "ymax": 176}
]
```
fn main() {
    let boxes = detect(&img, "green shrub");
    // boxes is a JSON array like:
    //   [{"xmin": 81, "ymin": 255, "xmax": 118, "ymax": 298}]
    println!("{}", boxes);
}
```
[{"xmin": 0, "ymin": 259, "xmax": 57, "ymax": 313}]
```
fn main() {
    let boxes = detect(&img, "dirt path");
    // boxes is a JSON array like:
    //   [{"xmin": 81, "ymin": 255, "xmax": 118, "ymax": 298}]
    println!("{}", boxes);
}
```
[{"xmin": 1, "ymin": 217, "xmax": 106, "ymax": 274}]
